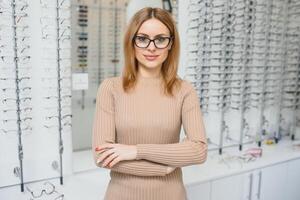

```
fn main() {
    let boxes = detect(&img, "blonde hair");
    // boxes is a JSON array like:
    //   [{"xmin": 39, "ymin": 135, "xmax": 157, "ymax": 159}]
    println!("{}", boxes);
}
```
[{"xmin": 122, "ymin": 7, "xmax": 182, "ymax": 97}]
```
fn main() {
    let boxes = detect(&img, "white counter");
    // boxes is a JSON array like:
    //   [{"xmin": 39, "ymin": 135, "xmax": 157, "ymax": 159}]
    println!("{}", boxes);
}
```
[{"xmin": 183, "ymin": 138, "xmax": 300, "ymax": 186}]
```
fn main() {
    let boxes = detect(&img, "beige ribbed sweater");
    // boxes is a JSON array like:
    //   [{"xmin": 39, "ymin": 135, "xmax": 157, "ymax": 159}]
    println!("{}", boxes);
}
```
[{"xmin": 92, "ymin": 74, "xmax": 208, "ymax": 200}]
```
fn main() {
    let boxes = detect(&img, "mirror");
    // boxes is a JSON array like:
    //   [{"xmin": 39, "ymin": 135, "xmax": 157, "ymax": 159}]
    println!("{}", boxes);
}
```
[{"xmin": 70, "ymin": 0, "xmax": 128, "ymax": 171}]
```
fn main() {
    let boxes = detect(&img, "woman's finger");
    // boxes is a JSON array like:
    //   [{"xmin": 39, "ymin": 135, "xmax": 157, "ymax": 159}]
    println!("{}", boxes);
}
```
[
  {"xmin": 95, "ymin": 144, "xmax": 115, "ymax": 151},
  {"xmin": 102, "ymin": 152, "xmax": 119, "ymax": 167},
  {"xmin": 108, "ymin": 156, "xmax": 121, "ymax": 167},
  {"xmin": 95, "ymin": 146, "xmax": 113, "ymax": 151},
  {"xmin": 96, "ymin": 148, "xmax": 107, "ymax": 155},
  {"xmin": 97, "ymin": 148, "xmax": 115, "ymax": 163}
]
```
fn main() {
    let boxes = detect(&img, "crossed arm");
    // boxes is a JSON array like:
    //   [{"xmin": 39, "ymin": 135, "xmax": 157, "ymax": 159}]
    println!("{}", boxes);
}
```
[{"xmin": 92, "ymin": 78, "xmax": 207, "ymax": 177}]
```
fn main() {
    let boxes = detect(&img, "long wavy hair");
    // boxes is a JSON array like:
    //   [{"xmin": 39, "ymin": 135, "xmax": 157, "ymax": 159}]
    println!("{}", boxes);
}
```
[{"xmin": 122, "ymin": 7, "xmax": 182, "ymax": 97}]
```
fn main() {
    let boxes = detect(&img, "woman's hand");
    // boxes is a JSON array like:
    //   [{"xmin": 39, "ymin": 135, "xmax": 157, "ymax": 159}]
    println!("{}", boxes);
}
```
[{"xmin": 95, "ymin": 144, "xmax": 137, "ymax": 168}]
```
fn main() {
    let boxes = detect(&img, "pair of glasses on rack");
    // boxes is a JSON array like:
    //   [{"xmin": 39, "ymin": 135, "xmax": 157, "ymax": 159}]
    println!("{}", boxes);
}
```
[
  {"xmin": 77, "ymin": 32, "xmax": 87, "ymax": 41},
  {"xmin": 41, "ymin": 30, "xmax": 71, "ymax": 42},
  {"xmin": 0, "ymin": 56, "xmax": 31, "ymax": 69},
  {"xmin": 0, "ymin": 24, "xmax": 29, "ymax": 36},
  {"xmin": 44, "ymin": 112, "xmax": 71, "ymax": 123},
  {"xmin": 40, "ymin": 0, "xmax": 70, "ymax": 8},
  {"xmin": 1, "ymin": 87, "xmax": 31, "ymax": 101},
  {"xmin": 0, "ymin": 44, "xmax": 30, "ymax": 56},
  {"xmin": 0, "ymin": 76, "xmax": 31, "ymax": 89},
  {"xmin": 42, "ymin": 47, "xmax": 71, "ymax": 60},
  {"xmin": 0, "ymin": 126, "xmax": 32, "ymax": 136},
  {"xmin": 190, "ymin": 49, "xmax": 237, "ymax": 58},
  {"xmin": 40, "ymin": 4, "xmax": 71, "ymax": 43},
  {"xmin": 1, "ymin": 10, "xmax": 28, "ymax": 24},
  {"xmin": 76, "ymin": 4, "xmax": 88, "ymax": 27},
  {"xmin": 42, "ymin": 59, "xmax": 71, "ymax": 70},
  {"xmin": 1, "ymin": 107, "xmax": 32, "ymax": 121},
  {"xmin": 26, "ymin": 181, "xmax": 64, "ymax": 200},
  {"xmin": 40, "ymin": 16, "xmax": 70, "ymax": 30},
  {"xmin": 1, "ymin": 95, "xmax": 32, "ymax": 105},
  {"xmin": 1, "ymin": 104, "xmax": 32, "ymax": 116}
]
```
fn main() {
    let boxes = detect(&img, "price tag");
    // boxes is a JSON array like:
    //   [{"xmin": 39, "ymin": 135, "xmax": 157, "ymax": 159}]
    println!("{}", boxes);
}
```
[{"xmin": 72, "ymin": 73, "xmax": 89, "ymax": 90}]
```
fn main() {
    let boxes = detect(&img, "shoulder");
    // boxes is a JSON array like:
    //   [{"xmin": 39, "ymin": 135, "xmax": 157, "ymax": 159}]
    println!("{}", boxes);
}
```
[
  {"xmin": 179, "ymin": 79, "xmax": 199, "ymax": 104},
  {"xmin": 101, "ymin": 76, "xmax": 119, "ymax": 85},
  {"xmin": 178, "ymin": 78, "xmax": 196, "ymax": 95},
  {"xmin": 179, "ymin": 79, "xmax": 200, "ymax": 113},
  {"xmin": 98, "ymin": 76, "xmax": 121, "ymax": 94},
  {"xmin": 100, "ymin": 76, "xmax": 122, "ymax": 88}
]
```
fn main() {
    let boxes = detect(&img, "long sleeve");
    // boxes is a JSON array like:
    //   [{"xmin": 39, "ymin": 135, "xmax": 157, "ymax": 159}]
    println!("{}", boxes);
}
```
[
  {"xmin": 135, "ymin": 83, "xmax": 208, "ymax": 167},
  {"xmin": 92, "ymin": 78, "xmax": 169, "ymax": 176}
]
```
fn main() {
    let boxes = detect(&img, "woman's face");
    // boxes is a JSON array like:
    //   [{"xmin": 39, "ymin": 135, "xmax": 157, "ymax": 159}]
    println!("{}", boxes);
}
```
[{"xmin": 134, "ymin": 18, "xmax": 172, "ymax": 73}]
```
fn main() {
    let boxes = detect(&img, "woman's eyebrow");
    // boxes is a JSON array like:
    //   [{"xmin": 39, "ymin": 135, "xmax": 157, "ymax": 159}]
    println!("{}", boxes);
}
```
[{"xmin": 137, "ymin": 33, "xmax": 169, "ymax": 37}]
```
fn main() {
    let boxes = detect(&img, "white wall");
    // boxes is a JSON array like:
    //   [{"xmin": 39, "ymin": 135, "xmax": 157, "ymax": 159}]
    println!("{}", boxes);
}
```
[{"xmin": 126, "ymin": 0, "xmax": 163, "ymax": 23}]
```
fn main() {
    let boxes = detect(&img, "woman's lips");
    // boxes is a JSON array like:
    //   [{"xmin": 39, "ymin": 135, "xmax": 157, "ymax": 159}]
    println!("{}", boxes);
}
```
[{"xmin": 144, "ymin": 55, "xmax": 159, "ymax": 61}]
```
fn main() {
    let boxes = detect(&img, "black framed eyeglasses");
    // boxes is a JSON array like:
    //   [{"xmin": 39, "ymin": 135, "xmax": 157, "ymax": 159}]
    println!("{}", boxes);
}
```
[{"xmin": 133, "ymin": 35, "xmax": 173, "ymax": 49}]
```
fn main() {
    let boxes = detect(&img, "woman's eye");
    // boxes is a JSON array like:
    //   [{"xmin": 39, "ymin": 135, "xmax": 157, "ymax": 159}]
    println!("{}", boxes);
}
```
[
  {"xmin": 137, "ymin": 36, "xmax": 148, "ymax": 42},
  {"xmin": 156, "ymin": 37, "xmax": 166, "ymax": 43}
]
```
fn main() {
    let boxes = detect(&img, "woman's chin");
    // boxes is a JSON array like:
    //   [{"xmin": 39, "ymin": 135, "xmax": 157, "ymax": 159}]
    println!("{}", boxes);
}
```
[{"xmin": 142, "ymin": 61, "xmax": 163, "ymax": 68}]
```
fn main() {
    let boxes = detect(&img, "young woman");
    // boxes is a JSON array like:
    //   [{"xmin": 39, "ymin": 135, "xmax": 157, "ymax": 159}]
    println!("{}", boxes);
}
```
[{"xmin": 92, "ymin": 7, "xmax": 207, "ymax": 200}]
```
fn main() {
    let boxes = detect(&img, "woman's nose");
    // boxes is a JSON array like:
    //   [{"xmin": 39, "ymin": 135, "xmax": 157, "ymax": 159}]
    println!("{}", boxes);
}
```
[{"xmin": 147, "ymin": 41, "xmax": 156, "ymax": 50}]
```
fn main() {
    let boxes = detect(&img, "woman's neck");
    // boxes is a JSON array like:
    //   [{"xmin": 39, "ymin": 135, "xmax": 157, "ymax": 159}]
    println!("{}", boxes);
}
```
[{"xmin": 137, "ymin": 64, "xmax": 162, "ymax": 78}]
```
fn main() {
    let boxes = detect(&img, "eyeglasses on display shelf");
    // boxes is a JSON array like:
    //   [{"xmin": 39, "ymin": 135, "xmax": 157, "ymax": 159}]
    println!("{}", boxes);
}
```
[
  {"xmin": 0, "ymin": 0, "xmax": 75, "ymax": 194},
  {"xmin": 186, "ymin": 0, "xmax": 300, "ymax": 154},
  {"xmin": 39, "ymin": 0, "xmax": 72, "ymax": 186},
  {"xmin": 0, "ymin": 0, "xmax": 33, "ymax": 192}
]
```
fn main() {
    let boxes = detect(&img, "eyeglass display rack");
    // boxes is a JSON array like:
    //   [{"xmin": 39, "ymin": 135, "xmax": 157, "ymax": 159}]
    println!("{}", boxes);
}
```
[
  {"xmin": 40, "ymin": 0, "xmax": 72, "ymax": 187},
  {"xmin": 283, "ymin": 0, "xmax": 300, "ymax": 142},
  {"xmin": 55, "ymin": 0, "xmax": 67, "ymax": 186},
  {"xmin": 77, "ymin": 3, "xmax": 88, "ymax": 111},
  {"xmin": 255, "ymin": 0, "xmax": 273, "ymax": 148},
  {"xmin": 0, "ymin": 0, "xmax": 32, "ymax": 192},
  {"xmin": 185, "ymin": 0, "xmax": 300, "ymax": 155},
  {"xmin": 0, "ymin": 0, "xmax": 73, "ymax": 192},
  {"xmin": 13, "ymin": 0, "xmax": 26, "ymax": 192},
  {"xmin": 71, "ymin": 0, "xmax": 128, "ymax": 151},
  {"xmin": 273, "ymin": 0, "xmax": 289, "ymax": 144}
]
